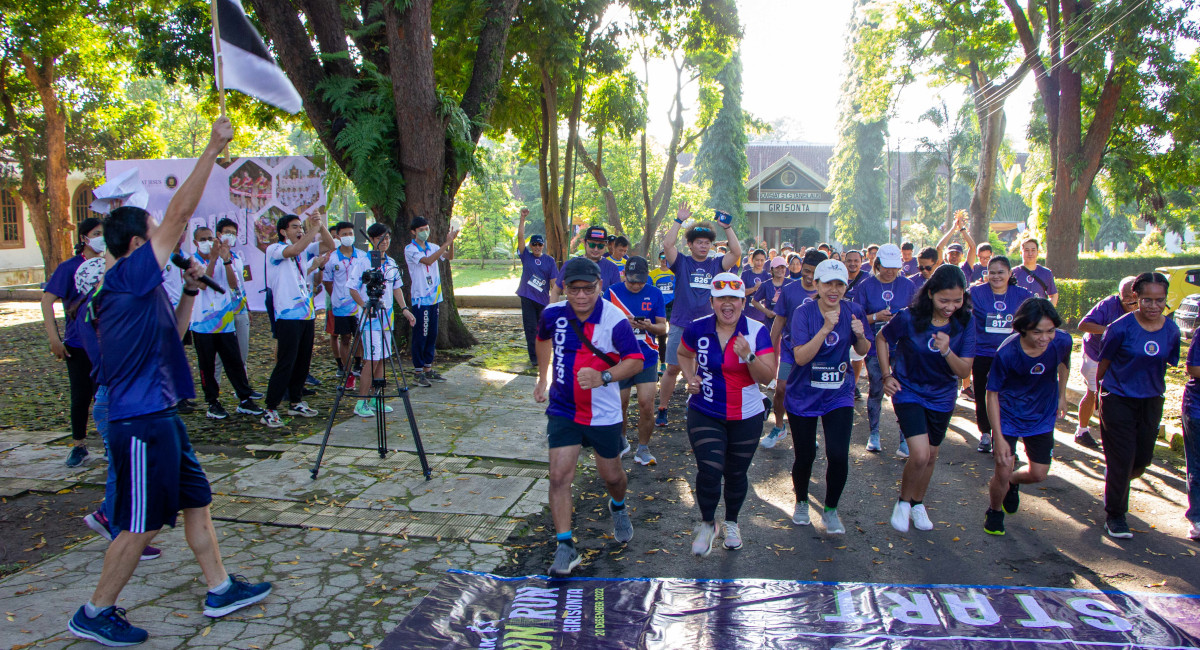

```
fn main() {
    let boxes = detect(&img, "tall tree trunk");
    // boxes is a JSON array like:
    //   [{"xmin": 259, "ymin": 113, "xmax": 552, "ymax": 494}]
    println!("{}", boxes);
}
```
[
  {"xmin": 538, "ymin": 69, "xmax": 567, "ymax": 262},
  {"xmin": 574, "ymin": 137, "xmax": 622, "ymax": 235},
  {"xmin": 20, "ymin": 54, "xmax": 71, "ymax": 268},
  {"xmin": 968, "ymin": 62, "xmax": 1028, "ymax": 247}
]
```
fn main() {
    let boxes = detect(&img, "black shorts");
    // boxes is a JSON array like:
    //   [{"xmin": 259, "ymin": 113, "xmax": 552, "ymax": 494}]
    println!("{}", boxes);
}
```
[
  {"xmin": 327, "ymin": 314, "xmax": 357, "ymax": 336},
  {"xmin": 546, "ymin": 415, "xmax": 623, "ymax": 459},
  {"xmin": 894, "ymin": 401, "xmax": 953, "ymax": 447},
  {"xmin": 1003, "ymin": 432, "xmax": 1054, "ymax": 465},
  {"xmin": 108, "ymin": 409, "xmax": 212, "ymax": 533}
]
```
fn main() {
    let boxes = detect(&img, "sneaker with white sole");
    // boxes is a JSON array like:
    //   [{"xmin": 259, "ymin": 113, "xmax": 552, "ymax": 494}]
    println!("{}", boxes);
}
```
[
  {"xmin": 911, "ymin": 504, "xmax": 934, "ymax": 531},
  {"xmin": 792, "ymin": 501, "xmax": 811, "ymax": 526},
  {"xmin": 84, "ymin": 510, "xmax": 114, "ymax": 542},
  {"xmin": 692, "ymin": 521, "xmax": 717, "ymax": 556},
  {"xmin": 977, "ymin": 434, "xmax": 992, "ymax": 453},
  {"xmin": 549, "ymin": 543, "xmax": 581, "ymax": 577},
  {"xmin": 1105, "ymin": 516, "xmax": 1133, "ymax": 539},
  {"xmin": 609, "ymin": 501, "xmax": 634, "ymax": 543},
  {"xmin": 68, "ymin": 605, "xmax": 149, "ymax": 646},
  {"xmin": 205, "ymin": 402, "xmax": 228, "ymax": 420},
  {"xmin": 723, "ymin": 521, "xmax": 743, "ymax": 550},
  {"xmin": 761, "ymin": 426, "xmax": 785, "ymax": 448},
  {"xmin": 897, "ymin": 438, "xmax": 910, "ymax": 458},
  {"xmin": 236, "ymin": 399, "xmax": 264, "ymax": 416},
  {"xmin": 287, "ymin": 402, "xmax": 318, "ymax": 417},
  {"xmin": 1188, "ymin": 521, "xmax": 1200, "ymax": 541},
  {"xmin": 65, "ymin": 445, "xmax": 89, "ymax": 467},
  {"xmin": 426, "ymin": 369, "xmax": 447, "ymax": 383},
  {"xmin": 634, "ymin": 447, "xmax": 657, "ymax": 466},
  {"xmin": 891, "ymin": 500, "xmax": 912, "ymax": 533},
  {"xmin": 866, "ymin": 431, "xmax": 881, "ymax": 453},
  {"xmin": 354, "ymin": 401, "xmax": 375, "ymax": 418},
  {"xmin": 413, "ymin": 371, "xmax": 432, "ymax": 388},
  {"xmin": 203, "ymin": 575, "xmax": 272, "ymax": 617},
  {"xmin": 260, "ymin": 409, "xmax": 284, "ymax": 428},
  {"xmin": 822, "ymin": 508, "xmax": 845, "ymax": 535}
]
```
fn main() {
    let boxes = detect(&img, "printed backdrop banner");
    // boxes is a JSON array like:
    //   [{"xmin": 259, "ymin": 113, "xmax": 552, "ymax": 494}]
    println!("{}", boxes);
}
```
[
  {"xmin": 381, "ymin": 570, "xmax": 1200, "ymax": 649},
  {"xmin": 105, "ymin": 156, "xmax": 327, "ymax": 311}
]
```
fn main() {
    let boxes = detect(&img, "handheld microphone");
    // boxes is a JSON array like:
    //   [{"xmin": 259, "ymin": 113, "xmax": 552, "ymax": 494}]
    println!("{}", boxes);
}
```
[{"xmin": 171, "ymin": 252, "xmax": 226, "ymax": 294}]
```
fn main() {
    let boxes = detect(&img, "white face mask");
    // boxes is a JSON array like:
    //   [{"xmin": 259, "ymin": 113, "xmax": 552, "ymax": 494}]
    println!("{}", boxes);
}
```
[
  {"xmin": 340, "ymin": 235, "xmax": 354, "ymax": 248},
  {"xmin": 87, "ymin": 236, "xmax": 106, "ymax": 254},
  {"xmin": 220, "ymin": 233, "xmax": 237, "ymax": 246},
  {"xmin": 197, "ymin": 241, "xmax": 214, "ymax": 255}
]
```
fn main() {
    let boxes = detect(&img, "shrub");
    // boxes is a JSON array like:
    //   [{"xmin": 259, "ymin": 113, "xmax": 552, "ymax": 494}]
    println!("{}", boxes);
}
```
[
  {"xmin": 1075, "ymin": 253, "xmax": 1200, "ymax": 280},
  {"xmin": 1054, "ymin": 278, "xmax": 1119, "ymax": 326}
]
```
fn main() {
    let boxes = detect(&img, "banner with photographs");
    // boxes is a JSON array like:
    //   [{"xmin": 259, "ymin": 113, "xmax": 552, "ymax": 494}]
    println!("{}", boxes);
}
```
[
  {"xmin": 105, "ymin": 156, "xmax": 327, "ymax": 311},
  {"xmin": 382, "ymin": 570, "xmax": 1200, "ymax": 649}
]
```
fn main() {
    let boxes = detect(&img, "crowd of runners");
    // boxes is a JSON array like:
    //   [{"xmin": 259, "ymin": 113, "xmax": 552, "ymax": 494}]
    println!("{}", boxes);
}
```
[{"xmin": 517, "ymin": 204, "xmax": 1198, "ymax": 577}]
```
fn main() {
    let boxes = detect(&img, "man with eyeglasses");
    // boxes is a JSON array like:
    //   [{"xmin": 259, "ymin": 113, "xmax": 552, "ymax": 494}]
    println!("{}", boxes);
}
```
[
  {"xmin": 655, "ymin": 202, "xmax": 741, "ymax": 427},
  {"xmin": 907, "ymin": 246, "xmax": 939, "ymax": 293},
  {"xmin": 534, "ymin": 256, "xmax": 645, "ymax": 577},
  {"xmin": 559, "ymin": 226, "xmax": 621, "ymax": 293},
  {"xmin": 1075, "ymin": 276, "xmax": 1138, "ymax": 449}
]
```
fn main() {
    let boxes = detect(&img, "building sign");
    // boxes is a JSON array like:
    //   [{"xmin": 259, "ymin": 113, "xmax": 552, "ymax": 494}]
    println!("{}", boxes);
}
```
[
  {"xmin": 383, "ymin": 571, "xmax": 1200, "ymax": 649},
  {"xmin": 768, "ymin": 202, "xmax": 825, "ymax": 213},
  {"xmin": 760, "ymin": 191, "xmax": 825, "ymax": 200}
]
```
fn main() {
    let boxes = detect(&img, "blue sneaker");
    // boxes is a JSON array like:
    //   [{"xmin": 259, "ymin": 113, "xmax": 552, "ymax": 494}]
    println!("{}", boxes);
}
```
[
  {"xmin": 65, "ymin": 445, "xmax": 89, "ymax": 467},
  {"xmin": 204, "ymin": 575, "xmax": 272, "ymax": 617},
  {"xmin": 68, "ymin": 605, "xmax": 149, "ymax": 646},
  {"xmin": 898, "ymin": 438, "xmax": 910, "ymax": 459},
  {"xmin": 654, "ymin": 409, "xmax": 668, "ymax": 428},
  {"xmin": 761, "ymin": 426, "xmax": 785, "ymax": 449}
]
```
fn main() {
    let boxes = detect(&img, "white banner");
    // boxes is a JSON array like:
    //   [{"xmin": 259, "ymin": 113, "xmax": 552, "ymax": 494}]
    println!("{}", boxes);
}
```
[{"xmin": 105, "ymin": 156, "xmax": 327, "ymax": 311}]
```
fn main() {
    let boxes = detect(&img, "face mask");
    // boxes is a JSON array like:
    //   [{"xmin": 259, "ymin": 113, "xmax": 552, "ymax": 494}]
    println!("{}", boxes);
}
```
[
  {"xmin": 220, "ymin": 233, "xmax": 237, "ymax": 246},
  {"xmin": 197, "ymin": 241, "xmax": 213, "ymax": 254},
  {"xmin": 87, "ymin": 236, "xmax": 106, "ymax": 254},
  {"xmin": 340, "ymin": 235, "xmax": 354, "ymax": 248},
  {"xmin": 416, "ymin": 230, "xmax": 430, "ymax": 242}
]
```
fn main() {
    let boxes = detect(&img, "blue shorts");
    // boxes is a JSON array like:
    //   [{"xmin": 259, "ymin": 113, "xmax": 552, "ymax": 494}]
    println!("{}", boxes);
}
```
[
  {"xmin": 665, "ymin": 326, "xmax": 684, "ymax": 365},
  {"xmin": 108, "ymin": 409, "xmax": 212, "ymax": 533},
  {"xmin": 620, "ymin": 363, "xmax": 659, "ymax": 389},
  {"xmin": 546, "ymin": 415, "xmax": 623, "ymax": 459}
]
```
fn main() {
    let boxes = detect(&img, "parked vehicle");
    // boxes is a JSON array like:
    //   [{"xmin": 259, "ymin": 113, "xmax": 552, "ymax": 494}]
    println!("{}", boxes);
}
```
[
  {"xmin": 1177, "ymin": 293, "xmax": 1200, "ymax": 339},
  {"xmin": 1154, "ymin": 265, "xmax": 1200, "ymax": 318}
]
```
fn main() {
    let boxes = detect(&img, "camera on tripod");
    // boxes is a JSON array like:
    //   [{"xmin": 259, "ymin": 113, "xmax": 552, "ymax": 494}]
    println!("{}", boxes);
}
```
[{"xmin": 361, "ymin": 250, "xmax": 387, "ymax": 303}]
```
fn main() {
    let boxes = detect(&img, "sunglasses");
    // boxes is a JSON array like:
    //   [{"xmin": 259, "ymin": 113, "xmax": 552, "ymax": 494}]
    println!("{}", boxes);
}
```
[
  {"xmin": 919, "ymin": 265, "xmax": 933, "ymax": 272},
  {"xmin": 712, "ymin": 279, "xmax": 743, "ymax": 290},
  {"xmin": 586, "ymin": 242, "xmax": 606, "ymax": 250}
]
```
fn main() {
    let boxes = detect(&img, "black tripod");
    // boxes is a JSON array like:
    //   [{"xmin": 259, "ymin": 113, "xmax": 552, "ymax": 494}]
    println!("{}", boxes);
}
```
[{"xmin": 310, "ymin": 281, "xmax": 431, "ymax": 481}]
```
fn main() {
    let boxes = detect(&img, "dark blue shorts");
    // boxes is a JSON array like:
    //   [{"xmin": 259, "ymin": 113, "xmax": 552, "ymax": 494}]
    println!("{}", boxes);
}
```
[
  {"xmin": 546, "ymin": 415, "xmax": 623, "ymax": 459},
  {"xmin": 108, "ymin": 408, "xmax": 212, "ymax": 533},
  {"xmin": 619, "ymin": 363, "xmax": 658, "ymax": 389}
]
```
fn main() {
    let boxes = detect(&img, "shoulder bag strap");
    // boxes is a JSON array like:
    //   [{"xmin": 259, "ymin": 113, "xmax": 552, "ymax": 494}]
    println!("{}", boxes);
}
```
[{"xmin": 567, "ymin": 317, "xmax": 619, "ymax": 368}]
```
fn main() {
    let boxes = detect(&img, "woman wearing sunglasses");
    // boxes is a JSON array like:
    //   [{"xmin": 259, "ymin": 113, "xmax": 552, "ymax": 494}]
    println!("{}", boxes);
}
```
[
  {"xmin": 967, "ymin": 256, "xmax": 1032, "ymax": 454},
  {"xmin": 677, "ymin": 272, "xmax": 776, "ymax": 556},
  {"xmin": 1096, "ymin": 272, "xmax": 1180, "ymax": 539},
  {"xmin": 786, "ymin": 260, "xmax": 872, "ymax": 534},
  {"xmin": 877, "ymin": 265, "xmax": 975, "ymax": 533}
]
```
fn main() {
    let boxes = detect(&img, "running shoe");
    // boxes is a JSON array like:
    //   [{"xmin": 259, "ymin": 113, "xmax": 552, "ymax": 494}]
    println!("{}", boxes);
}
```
[
  {"xmin": 248, "ymin": 390, "xmax": 264, "ymax": 400},
  {"xmin": 203, "ymin": 575, "xmax": 272, "ymax": 617},
  {"xmin": 890, "ymin": 500, "xmax": 911, "ymax": 533},
  {"xmin": 236, "ymin": 399, "xmax": 264, "ymax": 416},
  {"xmin": 761, "ymin": 426, "xmax": 785, "ymax": 449},
  {"xmin": 692, "ymin": 521, "xmax": 717, "ymax": 556},
  {"xmin": 1075, "ymin": 429, "xmax": 1101, "ymax": 449},
  {"xmin": 376, "ymin": 402, "xmax": 395, "ymax": 413},
  {"xmin": 305, "ymin": 373, "xmax": 321, "ymax": 386},
  {"xmin": 1003, "ymin": 483, "xmax": 1020, "ymax": 515},
  {"xmin": 176, "ymin": 399, "xmax": 196, "ymax": 414},
  {"xmin": 354, "ymin": 401, "xmax": 375, "ymax": 418},
  {"xmin": 865, "ymin": 431, "xmax": 881, "ymax": 453},
  {"xmin": 960, "ymin": 387, "xmax": 974, "ymax": 402},
  {"xmin": 984, "ymin": 508, "xmax": 1006, "ymax": 536},
  {"xmin": 302, "ymin": 387, "xmax": 317, "ymax": 396},
  {"xmin": 427, "ymin": 369, "xmax": 447, "ymax": 383},
  {"xmin": 205, "ymin": 402, "xmax": 229, "ymax": 420},
  {"xmin": 549, "ymin": 543, "xmax": 581, "ymax": 577},
  {"xmin": 139, "ymin": 545, "xmax": 162, "ymax": 561},
  {"xmin": 84, "ymin": 510, "xmax": 114, "ymax": 542},
  {"xmin": 977, "ymin": 434, "xmax": 992, "ymax": 453},
  {"xmin": 609, "ymin": 501, "xmax": 634, "ymax": 543},
  {"xmin": 260, "ymin": 409, "xmax": 284, "ymax": 428},
  {"xmin": 619, "ymin": 439, "xmax": 631, "ymax": 458},
  {"xmin": 654, "ymin": 409, "xmax": 668, "ymax": 428},
  {"xmin": 658, "ymin": 361, "xmax": 666, "ymax": 374},
  {"xmin": 1105, "ymin": 516, "xmax": 1133, "ymax": 539},
  {"xmin": 413, "ymin": 372, "xmax": 432, "ymax": 388},
  {"xmin": 65, "ymin": 445, "xmax": 88, "ymax": 468},
  {"xmin": 287, "ymin": 402, "xmax": 319, "ymax": 417},
  {"xmin": 911, "ymin": 504, "xmax": 934, "ymax": 531},
  {"xmin": 68, "ymin": 605, "xmax": 148, "ymax": 646},
  {"xmin": 854, "ymin": 387, "xmax": 863, "ymax": 401},
  {"xmin": 723, "ymin": 521, "xmax": 743, "ymax": 550},
  {"xmin": 346, "ymin": 374, "xmax": 357, "ymax": 391},
  {"xmin": 822, "ymin": 509, "xmax": 845, "ymax": 535},
  {"xmin": 897, "ymin": 438, "xmax": 910, "ymax": 459},
  {"xmin": 1188, "ymin": 521, "xmax": 1200, "ymax": 541},
  {"xmin": 792, "ymin": 501, "xmax": 811, "ymax": 526},
  {"xmin": 634, "ymin": 447, "xmax": 657, "ymax": 466}
]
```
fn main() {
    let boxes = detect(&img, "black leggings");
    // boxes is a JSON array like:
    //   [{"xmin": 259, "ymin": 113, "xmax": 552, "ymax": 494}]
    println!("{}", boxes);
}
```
[
  {"xmin": 520, "ymin": 296, "xmax": 546, "ymax": 364},
  {"xmin": 788, "ymin": 407, "xmax": 855, "ymax": 508},
  {"xmin": 267, "ymin": 319, "xmax": 315, "ymax": 409},
  {"xmin": 686, "ymin": 408, "xmax": 764, "ymax": 523},
  {"xmin": 972, "ymin": 355, "xmax": 994, "ymax": 435},
  {"xmin": 65, "ymin": 345, "xmax": 94, "ymax": 441}
]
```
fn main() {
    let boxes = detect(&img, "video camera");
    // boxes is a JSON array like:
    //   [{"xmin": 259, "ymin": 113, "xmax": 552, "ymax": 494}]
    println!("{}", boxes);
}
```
[{"xmin": 361, "ymin": 249, "xmax": 387, "ymax": 303}]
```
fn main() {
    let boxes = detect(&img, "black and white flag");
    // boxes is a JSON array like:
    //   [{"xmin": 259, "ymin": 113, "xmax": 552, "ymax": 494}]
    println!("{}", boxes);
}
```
[{"xmin": 212, "ymin": 0, "xmax": 302, "ymax": 114}]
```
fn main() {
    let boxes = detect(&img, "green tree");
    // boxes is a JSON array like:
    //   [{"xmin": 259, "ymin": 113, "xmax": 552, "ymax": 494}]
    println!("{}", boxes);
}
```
[{"xmin": 694, "ymin": 51, "xmax": 749, "ymax": 235}]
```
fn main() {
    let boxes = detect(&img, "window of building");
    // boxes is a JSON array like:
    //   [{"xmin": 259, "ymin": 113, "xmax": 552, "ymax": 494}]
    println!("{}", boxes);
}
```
[
  {"xmin": 73, "ymin": 183, "xmax": 102, "ymax": 224},
  {"xmin": 0, "ymin": 189, "xmax": 23, "ymax": 249}
]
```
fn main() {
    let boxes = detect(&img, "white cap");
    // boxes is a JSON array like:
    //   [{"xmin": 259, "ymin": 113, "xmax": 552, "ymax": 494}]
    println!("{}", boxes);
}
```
[
  {"xmin": 877, "ymin": 243, "xmax": 903, "ymax": 269},
  {"xmin": 814, "ymin": 259, "xmax": 849, "ymax": 284},
  {"xmin": 710, "ymin": 271, "xmax": 745, "ymax": 298}
]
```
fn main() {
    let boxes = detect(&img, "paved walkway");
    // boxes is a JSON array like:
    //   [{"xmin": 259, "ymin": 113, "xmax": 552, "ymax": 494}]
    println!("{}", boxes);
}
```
[{"xmin": 0, "ymin": 363, "xmax": 547, "ymax": 649}]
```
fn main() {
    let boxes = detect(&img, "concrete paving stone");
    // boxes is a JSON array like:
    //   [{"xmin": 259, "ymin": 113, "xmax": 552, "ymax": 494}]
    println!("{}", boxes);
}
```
[
  {"xmin": 0, "ymin": 429, "xmax": 72, "ymax": 444},
  {"xmin": 0, "ymin": 443, "xmax": 107, "ymax": 482},
  {"xmin": 452, "ymin": 408, "xmax": 548, "ymax": 462},
  {"xmin": 400, "ymin": 521, "xmax": 447, "ymax": 537},
  {"xmin": 406, "ymin": 473, "xmax": 533, "ymax": 515},
  {"xmin": 210, "ymin": 457, "xmax": 377, "ymax": 501},
  {"xmin": 0, "ymin": 441, "xmax": 19, "ymax": 452},
  {"xmin": 300, "ymin": 514, "xmax": 342, "ymax": 529}
]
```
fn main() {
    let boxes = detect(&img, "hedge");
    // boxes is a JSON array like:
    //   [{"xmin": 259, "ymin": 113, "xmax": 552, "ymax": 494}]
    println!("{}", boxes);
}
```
[
  {"xmin": 1054, "ymin": 278, "xmax": 1120, "ymax": 326},
  {"xmin": 1075, "ymin": 254, "xmax": 1200, "ymax": 280}
]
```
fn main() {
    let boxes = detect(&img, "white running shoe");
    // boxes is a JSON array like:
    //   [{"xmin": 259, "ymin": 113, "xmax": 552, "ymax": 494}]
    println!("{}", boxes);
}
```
[
  {"xmin": 287, "ymin": 402, "xmax": 319, "ymax": 417},
  {"xmin": 911, "ymin": 504, "xmax": 934, "ymax": 531},
  {"xmin": 692, "ymin": 521, "xmax": 717, "ymax": 557},
  {"xmin": 761, "ymin": 426, "xmax": 785, "ymax": 448},
  {"xmin": 891, "ymin": 500, "xmax": 912, "ymax": 533},
  {"xmin": 822, "ymin": 509, "xmax": 845, "ymax": 535},
  {"xmin": 723, "ymin": 521, "xmax": 743, "ymax": 550},
  {"xmin": 1189, "ymin": 521, "xmax": 1200, "ymax": 541},
  {"xmin": 897, "ymin": 438, "xmax": 910, "ymax": 458},
  {"xmin": 792, "ymin": 501, "xmax": 811, "ymax": 526}
]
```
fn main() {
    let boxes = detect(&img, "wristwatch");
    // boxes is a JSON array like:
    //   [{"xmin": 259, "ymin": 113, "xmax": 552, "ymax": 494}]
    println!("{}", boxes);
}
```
[
  {"xmin": 601, "ymin": 370, "xmax": 613, "ymax": 386},
  {"xmin": 744, "ymin": 352, "xmax": 756, "ymax": 364}
]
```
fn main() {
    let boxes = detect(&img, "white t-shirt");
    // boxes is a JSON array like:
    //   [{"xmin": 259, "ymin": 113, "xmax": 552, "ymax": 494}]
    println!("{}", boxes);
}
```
[
  {"xmin": 161, "ymin": 262, "xmax": 182, "ymax": 308},
  {"xmin": 266, "ymin": 241, "xmax": 320, "ymax": 321},
  {"xmin": 324, "ymin": 246, "xmax": 368, "ymax": 318},
  {"xmin": 189, "ymin": 253, "xmax": 239, "ymax": 334},
  {"xmin": 228, "ymin": 251, "xmax": 248, "ymax": 315},
  {"xmin": 404, "ymin": 240, "xmax": 443, "ymax": 307},
  {"xmin": 350, "ymin": 255, "xmax": 405, "ymax": 331}
]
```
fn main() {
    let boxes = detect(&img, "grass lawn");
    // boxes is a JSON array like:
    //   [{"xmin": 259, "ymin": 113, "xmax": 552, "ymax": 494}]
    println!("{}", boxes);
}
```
[{"xmin": 452, "ymin": 264, "xmax": 520, "ymax": 289}]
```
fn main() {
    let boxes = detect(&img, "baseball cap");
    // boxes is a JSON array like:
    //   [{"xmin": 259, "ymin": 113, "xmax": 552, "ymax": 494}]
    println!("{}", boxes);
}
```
[
  {"xmin": 585, "ymin": 226, "xmax": 608, "ymax": 241},
  {"xmin": 529, "ymin": 234, "xmax": 545, "ymax": 245},
  {"xmin": 947, "ymin": 243, "xmax": 964, "ymax": 253},
  {"xmin": 814, "ymin": 259, "xmax": 849, "ymax": 284},
  {"xmin": 560, "ymin": 256, "xmax": 602, "ymax": 285},
  {"xmin": 770, "ymin": 256, "xmax": 787, "ymax": 269},
  {"xmin": 781, "ymin": 241, "xmax": 793, "ymax": 249},
  {"xmin": 710, "ymin": 272, "xmax": 745, "ymax": 298},
  {"xmin": 877, "ymin": 243, "xmax": 903, "ymax": 269},
  {"xmin": 624, "ymin": 256, "xmax": 650, "ymax": 283}
]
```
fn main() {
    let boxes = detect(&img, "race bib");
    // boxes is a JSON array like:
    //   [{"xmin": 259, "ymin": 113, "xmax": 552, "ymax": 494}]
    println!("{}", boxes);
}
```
[
  {"xmin": 811, "ymin": 361, "xmax": 846, "ymax": 390},
  {"xmin": 528, "ymin": 275, "xmax": 547, "ymax": 292},
  {"xmin": 985, "ymin": 313, "xmax": 1013, "ymax": 334},
  {"xmin": 689, "ymin": 269, "xmax": 713, "ymax": 289}
]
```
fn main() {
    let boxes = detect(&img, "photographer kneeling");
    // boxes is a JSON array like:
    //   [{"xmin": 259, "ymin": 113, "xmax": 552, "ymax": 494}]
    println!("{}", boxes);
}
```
[{"xmin": 349, "ymin": 224, "xmax": 417, "ymax": 417}]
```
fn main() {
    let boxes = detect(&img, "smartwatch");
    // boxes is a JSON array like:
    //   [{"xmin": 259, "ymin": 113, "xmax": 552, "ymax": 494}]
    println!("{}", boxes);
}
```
[{"xmin": 601, "ymin": 370, "xmax": 613, "ymax": 386}]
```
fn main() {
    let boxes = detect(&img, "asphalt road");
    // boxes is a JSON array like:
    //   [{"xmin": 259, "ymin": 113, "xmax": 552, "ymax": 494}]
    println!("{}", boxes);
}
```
[{"xmin": 504, "ymin": 385, "xmax": 1200, "ymax": 596}]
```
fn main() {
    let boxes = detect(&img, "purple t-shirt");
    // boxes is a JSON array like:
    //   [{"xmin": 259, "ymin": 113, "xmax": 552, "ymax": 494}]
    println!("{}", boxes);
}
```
[
  {"xmin": 1183, "ymin": 336, "xmax": 1200, "ymax": 418},
  {"xmin": 741, "ymin": 268, "xmax": 772, "ymax": 322},
  {"xmin": 1098, "ymin": 312, "xmax": 1180, "ymax": 399},
  {"xmin": 901, "ymin": 258, "xmax": 918, "ymax": 276},
  {"xmin": 967, "ymin": 263, "xmax": 987, "ymax": 283},
  {"xmin": 908, "ymin": 272, "xmax": 927, "ymax": 294},
  {"xmin": 516, "ymin": 249, "xmax": 558, "ymax": 305},
  {"xmin": 969, "ymin": 283, "xmax": 1034, "ymax": 357},
  {"xmin": 1012, "ymin": 264, "xmax": 1057, "ymax": 299},
  {"xmin": 879, "ymin": 308, "xmax": 977, "ymax": 413},
  {"xmin": 849, "ymin": 274, "xmax": 917, "ymax": 357},
  {"xmin": 785, "ymin": 300, "xmax": 873, "ymax": 417},
  {"xmin": 1080, "ymin": 294, "xmax": 1126, "ymax": 361},
  {"xmin": 986, "ymin": 330, "xmax": 1073, "ymax": 437},
  {"xmin": 669, "ymin": 253, "xmax": 726, "ymax": 325},
  {"xmin": 774, "ymin": 279, "xmax": 818, "ymax": 365},
  {"xmin": 44, "ymin": 255, "xmax": 86, "ymax": 347}
]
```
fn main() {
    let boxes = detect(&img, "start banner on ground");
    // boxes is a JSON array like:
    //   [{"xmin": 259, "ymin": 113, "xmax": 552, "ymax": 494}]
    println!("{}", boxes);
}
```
[
  {"xmin": 105, "ymin": 156, "xmax": 327, "ymax": 311},
  {"xmin": 382, "ymin": 570, "xmax": 1200, "ymax": 649}
]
